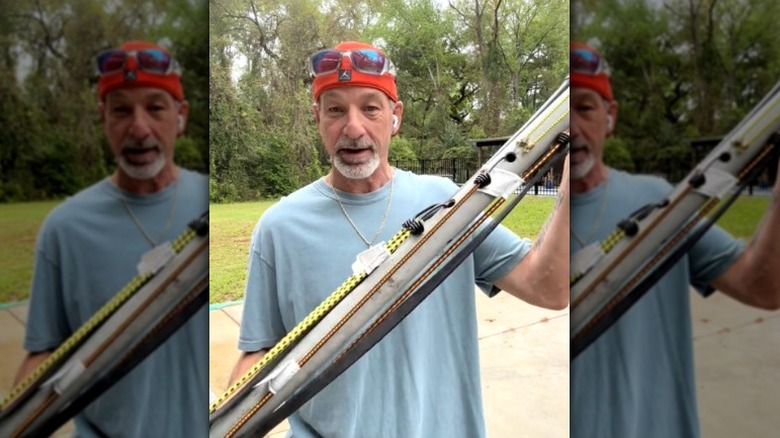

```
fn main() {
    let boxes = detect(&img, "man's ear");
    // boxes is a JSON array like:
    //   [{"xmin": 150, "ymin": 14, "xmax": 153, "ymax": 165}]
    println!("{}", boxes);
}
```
[
  {"xmin": 177, "ymin": 100, "xmax": 190, "ymax": 136},
  {"xmin": 606, "ymin": 100, "xmax": 619, "ymax": 137},
  {"xmin": 312, "ymin": 103, "xmax": 321, "ymax": 125},
  {"xmin": 391, "ymin": 100, "xmax": 403, "ymax": 137}
]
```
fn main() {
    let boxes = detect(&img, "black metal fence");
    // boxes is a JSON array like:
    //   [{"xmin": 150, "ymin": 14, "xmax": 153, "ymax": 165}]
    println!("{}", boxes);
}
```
[
  {"xmin": 391, "ymin": 158, "xmax": 561, "ymax": 196},
  {"xmin": 391, "ymin": 159, "xmax": 475, "ymax": 184}
]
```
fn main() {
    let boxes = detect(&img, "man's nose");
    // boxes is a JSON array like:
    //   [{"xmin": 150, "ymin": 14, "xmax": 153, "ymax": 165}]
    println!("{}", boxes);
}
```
[
  {"xmin": 128, "ymin": 108, "xmax": 153, "ymax": 139},
  {"xmin": 570, "ymin": 112, "xmax": 584, "ymax": 138},
  {"xmin": 343, "ymin": 108, "xmax": 367, "ymax": 139}
]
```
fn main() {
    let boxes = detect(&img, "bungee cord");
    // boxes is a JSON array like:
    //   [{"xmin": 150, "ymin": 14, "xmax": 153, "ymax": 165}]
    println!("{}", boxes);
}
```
[{"xmin": 0, "ymin": 212, "xmax": 210, "ymax": 437}]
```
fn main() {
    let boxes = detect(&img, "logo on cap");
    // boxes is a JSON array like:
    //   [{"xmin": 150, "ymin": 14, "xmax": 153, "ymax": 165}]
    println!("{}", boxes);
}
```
[
  {"xmin": 124, "ymin": 70, "xmax": 137, "ymax": 81},
  {"xmin": 338, "ymin": 69, "xmax": 351, "ymax": 82}
]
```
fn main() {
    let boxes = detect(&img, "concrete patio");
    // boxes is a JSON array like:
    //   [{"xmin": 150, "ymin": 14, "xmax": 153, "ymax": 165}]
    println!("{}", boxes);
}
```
[{"xmin": 209, "ymin": 290, "xmax": 570, "ymax": 438}]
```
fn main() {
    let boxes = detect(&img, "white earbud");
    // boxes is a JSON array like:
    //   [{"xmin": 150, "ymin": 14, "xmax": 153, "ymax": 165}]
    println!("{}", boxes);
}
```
[
  {"xmin": 606, "ymin": 114, "xmax": 614, "ymax": 132},
  {"xmin": 392, "ymin": 115, "xmax": 399, "ymax": 132},
  {"xmin": 177, "ymin": 115, "xmax": 184, "ymax": 132}
]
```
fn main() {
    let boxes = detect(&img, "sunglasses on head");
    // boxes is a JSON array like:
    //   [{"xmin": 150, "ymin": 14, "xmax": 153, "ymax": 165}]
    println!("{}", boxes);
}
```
[
  {"xmin": 309, "ymin": 49, "xmax": 396, "ymax": 77},
  {"xmin": 96, "ymin": 49, "xmax": 181, "ymax": 76},
  {"xmin": 571, "ymin": 47, "xmax": 611, "ymax": 76}
]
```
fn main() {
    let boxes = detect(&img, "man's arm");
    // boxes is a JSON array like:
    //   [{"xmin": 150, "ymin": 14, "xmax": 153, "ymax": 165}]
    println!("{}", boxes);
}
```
[
  {"xmin": 228, "ymin": 350, "xmax": 267, "ymax": 386},
  {"xmin": 711, "ymin": 177, "xmax": 780, "ymax": 309},
  {"xmin": 13, "ymin": 351, "xmax": 53, "ymax": 386},
  {"xmin": 494, "ymin": 156, "xmax": 570, "ymax": 310}
]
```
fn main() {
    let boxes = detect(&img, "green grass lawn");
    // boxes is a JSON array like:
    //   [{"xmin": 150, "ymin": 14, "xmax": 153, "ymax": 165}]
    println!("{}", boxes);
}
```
[
  {"xmin": 0, "ymin": 195, "xmax": 771, "ymax": 305},
  {"xmin": 0, "ymin": 200, "xmax": 61, "ymax": 303},
  {"xmin": 714, "ymin": 195, "xmax": 772, "ymax": 239},
  {"xmin": 208, "ymin": 196, "xmax": 557, "ymax": 304},
  {"xmin": 209, "ymin": 200, "xmax": 276, "ymax": 304}
]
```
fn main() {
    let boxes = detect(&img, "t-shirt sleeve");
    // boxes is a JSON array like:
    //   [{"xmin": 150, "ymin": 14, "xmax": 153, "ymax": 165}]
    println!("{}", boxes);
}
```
[
  {"xmin": 688, "ymin": 223, "xmax": 745, "ymax": 296},
  {"xmin": 24, "ymin": 225, "xmax": 70, "ymax": 352},
  {"xmin": 238, "ymin": 220, "xmax": 287, "ymax": 352},
  {"xmin": 473, "ymin": 220, "xmax": 532, "ymax": 297}
]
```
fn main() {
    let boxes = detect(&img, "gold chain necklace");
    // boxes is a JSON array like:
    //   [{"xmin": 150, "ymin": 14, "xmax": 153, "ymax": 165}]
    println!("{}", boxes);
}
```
[
  {"xmin": 327, "ymin": 171, "xmax": 394, "ymax": 248},
  {"xmin": 118, "ymin": 180, "xmax": 179, "ymax": 247},
  {"xmin": 571, "ymin": 178, "xmax": 608, "ymax": 247}
]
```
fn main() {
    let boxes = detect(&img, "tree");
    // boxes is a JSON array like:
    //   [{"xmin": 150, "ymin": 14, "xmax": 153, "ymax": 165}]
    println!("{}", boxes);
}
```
[
  {"xmin": 208, "ymin": 0, "xmax": 569, "ymax": 201},
  {"xmin": 573, "ymin": 0, "xmax": 780, "ymax": 177}
]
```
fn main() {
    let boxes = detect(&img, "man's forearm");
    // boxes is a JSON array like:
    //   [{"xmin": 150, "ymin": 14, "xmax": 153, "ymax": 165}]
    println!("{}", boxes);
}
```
[
  {"xmin": 526, "ymin": 174, "xmax": 570, "ymax": 301},
  {"xmin": 715, "ymin": 183, "xmax": 780, "ymax": 307},
  {"xmin": 495, "ymin": 157, "xmax": 570, "ymax": 308},
  {"xmin": 741, "ymin": 185, "xmax": 780, "ymax": 298}
]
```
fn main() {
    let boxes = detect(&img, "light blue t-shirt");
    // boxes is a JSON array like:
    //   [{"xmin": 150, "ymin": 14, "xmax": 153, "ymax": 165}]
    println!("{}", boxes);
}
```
[
  {"xmin": 240, "ymin": 169, "xmax": 531, "ymax": 438},
  {"xmin": 570, "ymin": 169, "xmax": 744, "ymax": 438},
  {"xmin": 24, "ymin": 169, "xmax": 209, "ymax": 438}
]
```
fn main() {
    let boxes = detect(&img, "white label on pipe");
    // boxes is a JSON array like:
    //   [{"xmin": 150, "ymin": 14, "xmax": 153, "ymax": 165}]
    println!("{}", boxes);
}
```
[
  {"xmin": 696, "ymin": 168, "xmax": 738, "ymax": 199},
  {"xmin": 43, "ymin": 360, "xmax": 86, "ymax": 395},
  {"xmin": 351, "ymin": 243, "xmax": 391, "ymax": 276},
  {"xmin": 478, "ymin": 168, "xmax": 523, "ymax": 199},
  {"xmin": 571, "ymin": 242, "xmax": 604, "ymax": 280}
]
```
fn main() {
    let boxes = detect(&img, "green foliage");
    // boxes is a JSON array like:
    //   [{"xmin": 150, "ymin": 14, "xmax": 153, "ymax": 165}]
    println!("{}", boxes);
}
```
[
  {"xmin": 175, "ymin": 136, "xmax": 207, "ymax": 173},
  {"xmin": 573, "ymin": 0, "xmax": 780, "ymax": 176},
  {"xmin": 388, "ymin": 136, "xmax": 418, "ymax": 162},
  {"xmin": 440, "ymin": 145, "xmax": 477, "ymax": 164},
  {"xmin": 603, "ymin": 136, "xmax": 634, "ymax": 172},
  {"xmin": 256, "ymin": 132, "xmax": 301, "ymax": 198},
  {"xmin": 209, "ymin": 0, "xmax": 569, "ymax": 201}
]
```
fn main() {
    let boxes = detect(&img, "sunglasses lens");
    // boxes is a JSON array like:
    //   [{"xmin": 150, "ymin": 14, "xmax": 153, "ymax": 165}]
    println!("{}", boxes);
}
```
[
  {"xmin": 137, "ymin": 49, "xmax": 172, "ymax": 74},
  {"xmin": 351, "ymin": 49, "xmax": 386, "ymax": 74},
  {"xmin": 572, "ymin": 48, "xmax": 602, "ymax": 75},
  {"xmin": 97, "ymin": 50, "xmax": 127, "ymax": 74},
  {"xmin": 311, "ymin": 50, "xmax": 342, "ymax": 75}
]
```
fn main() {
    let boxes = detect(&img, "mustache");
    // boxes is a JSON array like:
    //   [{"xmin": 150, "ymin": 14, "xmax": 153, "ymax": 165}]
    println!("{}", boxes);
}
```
[
  {"xmin": 335, "ymin": 136, "xmax": 375, "ymax": 151},
  {"xmin": 571, "ymin": 138, "xmax": 590, "ymax": 151},
  {"xmin": 120, "ymin": 137, "xmax": 160, "ymax": 152}
]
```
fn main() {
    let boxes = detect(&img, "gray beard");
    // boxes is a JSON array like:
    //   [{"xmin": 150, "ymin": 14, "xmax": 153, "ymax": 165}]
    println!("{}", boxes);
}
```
[
  {"xmin": 118, "ymin": 153, "xmax": 166, "ymax": 180},
  {"xmin": 571, "ymin": 154, "xmax": 595, "ymax": 180},
  {"xmin": 333, "ymin": 151, "xmax": 380, "ymax": 179}
]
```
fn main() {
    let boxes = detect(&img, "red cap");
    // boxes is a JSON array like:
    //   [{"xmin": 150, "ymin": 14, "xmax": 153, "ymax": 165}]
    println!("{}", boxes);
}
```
[
  {"xmin": 312, "ymin": 41, "xmax": 398, "ymax": 102},
  {"xmin": 571, "ymin": 41, "xmax": 613, "ymax": 102},
  {"xmin": 98, "ymin": 41, "xmax": 184, "ymax": 101}
]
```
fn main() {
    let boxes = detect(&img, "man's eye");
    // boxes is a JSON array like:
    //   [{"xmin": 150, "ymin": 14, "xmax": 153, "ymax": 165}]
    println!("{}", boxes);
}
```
[
  {"xmin": 111, "ymin": 106, "xmax": 131, "ymax": 115},
  {"xmin": 327, "ymin": 106, "xmax": 344, "ymax": 113}
]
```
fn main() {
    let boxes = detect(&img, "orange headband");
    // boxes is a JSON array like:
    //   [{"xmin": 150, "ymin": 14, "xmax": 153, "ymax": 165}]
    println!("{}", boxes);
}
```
[
  {"xmin": 97, "ymin": 41, "xmax": 184, "ymax": 101},
  {"xmin": 312, "ymin": 41, "xmax": 398, "ymax": 102}
]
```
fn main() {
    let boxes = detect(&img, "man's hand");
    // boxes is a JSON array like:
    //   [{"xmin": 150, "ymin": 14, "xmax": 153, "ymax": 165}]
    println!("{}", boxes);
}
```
[
  {"xmin": 13, "ymin": 351, "xmax": 53, "ymax": 386},
  {"xmin": 228, "ymin": 350, "xmax": 267, "ymax": 386}
]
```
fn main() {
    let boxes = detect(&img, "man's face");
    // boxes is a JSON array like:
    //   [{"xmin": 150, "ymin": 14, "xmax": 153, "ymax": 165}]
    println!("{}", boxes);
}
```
[
  {"xmin": 101, "ymin": 87, "xmax": 185, "ymax": 181},
  {"xmin": 570, "ymin": 87, "xmax": 615, "ymax": 180},
  {"xmin": 316, "ymin": 87, "xmax": 400, "ymax": 179}
]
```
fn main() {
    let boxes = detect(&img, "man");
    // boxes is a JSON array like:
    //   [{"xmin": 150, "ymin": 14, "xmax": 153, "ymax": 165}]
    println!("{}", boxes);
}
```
[
  {"xmin": 15, "ymin": 41, "xmax": 208, "ymax": 437},
  {"xmin": 570, "ymin": 41, "xmax": 780, "ymax": 437},
  {"xmin": 230, "ymin": 41, "xmax": 569, "ymax": 437}
]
